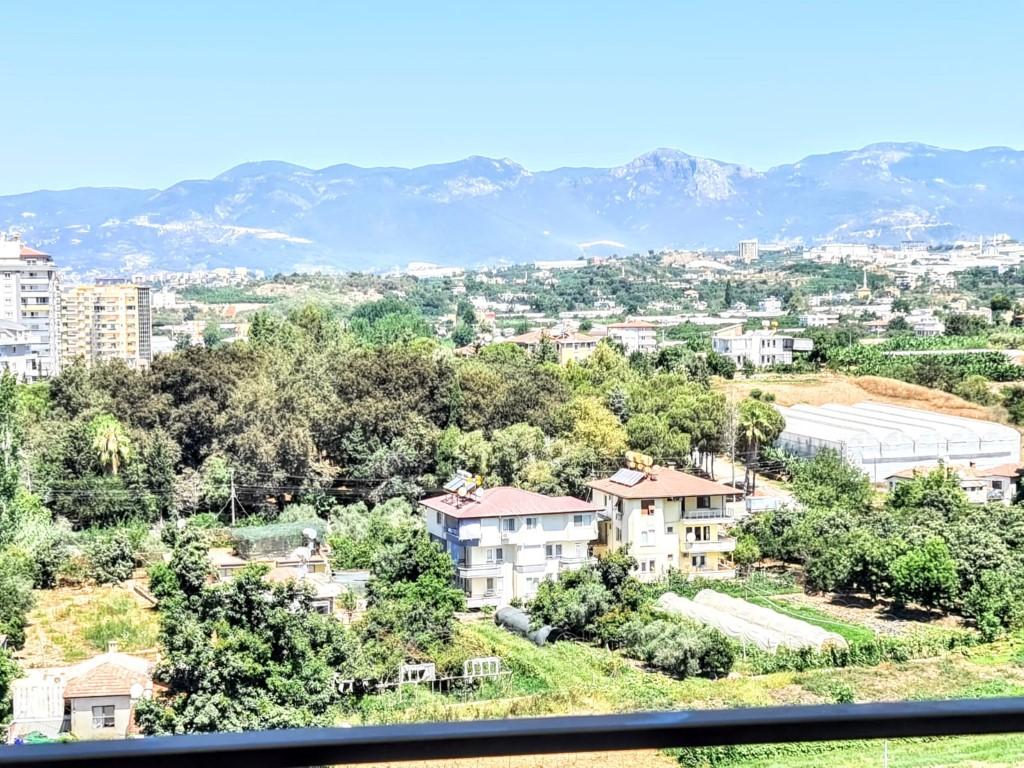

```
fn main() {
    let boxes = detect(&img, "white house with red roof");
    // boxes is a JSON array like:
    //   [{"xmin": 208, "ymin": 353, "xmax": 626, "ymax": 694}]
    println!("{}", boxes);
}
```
[
  {"xmin": 421, "ymin": 485, "xmax": 600, "ymax": 608},
  {"xmin": 7, "ymin": 644, "xmax": 154, "ymax": 743},
  {"xmin": 588, "ymin": 465, "xmax": 740, "ymax": 581},
  {"xmin": 606, "ymin": 320, "xmax": 658, "ymax": 355}
]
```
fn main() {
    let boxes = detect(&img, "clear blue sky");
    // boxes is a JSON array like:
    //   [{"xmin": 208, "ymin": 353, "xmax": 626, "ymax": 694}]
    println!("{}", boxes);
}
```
[{"xmin": 2, "ymin": 0, "xmax": 1021, "ymax": 195}]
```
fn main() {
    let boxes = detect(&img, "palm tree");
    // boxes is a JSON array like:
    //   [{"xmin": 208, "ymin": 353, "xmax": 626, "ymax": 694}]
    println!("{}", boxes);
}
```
[
  {"xmin": 90, "ymin": 414, "xmax": 131, "ymax": 476},
  {"xmin": 737, "ymin": 398, "xmax": 782, "ymax": 494}
]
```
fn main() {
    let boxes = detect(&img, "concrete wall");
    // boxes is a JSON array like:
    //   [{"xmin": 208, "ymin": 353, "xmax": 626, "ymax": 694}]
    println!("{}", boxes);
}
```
[{"xmin": 69, "ymin": 695, "xmax": 132, "ymax": 740}]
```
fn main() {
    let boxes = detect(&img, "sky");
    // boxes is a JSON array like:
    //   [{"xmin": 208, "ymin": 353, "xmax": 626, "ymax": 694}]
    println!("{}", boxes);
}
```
[{"xmin": 1, "ymin": 0, "xmax": 1022, "ymax": 195}]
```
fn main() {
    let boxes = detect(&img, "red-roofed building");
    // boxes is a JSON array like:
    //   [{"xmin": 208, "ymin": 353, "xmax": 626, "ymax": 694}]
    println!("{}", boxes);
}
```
[
  {"xmin": 422, "ymin": 485, "xmax": 601, "ymax": 608},
  {"xmin": 588, "ymin": 466, "xmax": 740, "ymax": 582},
  {"xmin": 8, "ymin": 645, "xmax": 154, "ymax": 743}
]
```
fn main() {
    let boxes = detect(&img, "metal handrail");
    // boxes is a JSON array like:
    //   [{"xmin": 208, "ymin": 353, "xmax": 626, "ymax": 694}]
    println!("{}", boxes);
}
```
[{"xmin": 2, "ymin": 698, "xmax": 1024, "ymax": 768}]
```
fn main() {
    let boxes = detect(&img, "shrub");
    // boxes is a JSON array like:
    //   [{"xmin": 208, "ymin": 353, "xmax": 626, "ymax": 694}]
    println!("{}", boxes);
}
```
[{"xmin": 85, "ymin": 530, "xmax": 137, "ymax": 584}]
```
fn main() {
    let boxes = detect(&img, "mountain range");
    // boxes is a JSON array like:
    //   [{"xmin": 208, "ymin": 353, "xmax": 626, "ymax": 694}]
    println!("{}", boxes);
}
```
[{"xmin": 2, "ymin": 142, "xmax": 1022, "ymax": 274}]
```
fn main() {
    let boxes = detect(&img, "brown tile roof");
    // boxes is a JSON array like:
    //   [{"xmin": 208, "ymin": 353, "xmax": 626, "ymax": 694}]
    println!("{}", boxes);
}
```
[
  {"xmin": 607, "ymin": 320, "xmax": 656, "ymax": 329},
  {"xmin": 420, "ymin": 486, "xmax": 600, "ymax": 520},
  {"xmin": 506, "ymin": 330, "xmax": 600, "ymax": 346},
  {"xmin": 978, "ymin": 463, "xmax": 1023, "ymax": 478},
  {"xmin": 587, "ymin": 466, "xmax": 738, "ymax": 500},
  {"xmin": 63, "ymin": 662, "xmax": 150, "ymax": 699}
]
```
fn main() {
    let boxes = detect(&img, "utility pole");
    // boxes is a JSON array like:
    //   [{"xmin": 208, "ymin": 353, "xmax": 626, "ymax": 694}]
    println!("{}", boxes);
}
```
[{"xmin": 229, "ymin": 468, "xmax": 238, "ymax": 526}]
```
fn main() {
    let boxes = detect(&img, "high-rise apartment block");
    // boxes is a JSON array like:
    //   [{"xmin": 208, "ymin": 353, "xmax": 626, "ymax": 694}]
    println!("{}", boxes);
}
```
[
  {"xmin": 738, "ymin": 238, "xmax": 759, "ymax": 263},
  {"xmin": 0, "ymin": 235, "xmax": 61, "ymax": 381},
  {"xmin": 61, "ymin": 281, "xmax": 153, "ymax": 368}
]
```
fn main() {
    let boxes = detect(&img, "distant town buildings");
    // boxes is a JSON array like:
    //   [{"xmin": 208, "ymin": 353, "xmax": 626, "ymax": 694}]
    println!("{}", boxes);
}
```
[
  {"xmin": 0, "ymin": 235, "xmax": 61, "ymax": 381},
  {"xmin": 606, "ymin": 320, "xmax": 657, "ymax": 355},
  {"xmin": 711, "ymin": 324, "xmax": 813, "ymax": 368},
  {"xmin": 61, "ymin": 282, "xmax": 153, "ymax": 368}
]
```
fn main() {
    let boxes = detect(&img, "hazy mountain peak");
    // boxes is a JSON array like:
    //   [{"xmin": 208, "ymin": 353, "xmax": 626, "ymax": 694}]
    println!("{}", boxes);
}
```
[{"xmin": 2, "ymin": 143, "xmax": 1021, "ymax": 274}]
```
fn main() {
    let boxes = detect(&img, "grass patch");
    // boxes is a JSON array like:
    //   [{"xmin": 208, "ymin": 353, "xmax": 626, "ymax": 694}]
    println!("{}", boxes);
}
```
[
  {"xmin": 676, "ymin": 734, "xmax": 1024, "ymax": 768},
  {"xmin": 22, "ymin": 586, "xmax": 159, "ymax": 665},
  {"xmin": 751, "ymin": 596, "xmax": 876, "ymax": 644}
]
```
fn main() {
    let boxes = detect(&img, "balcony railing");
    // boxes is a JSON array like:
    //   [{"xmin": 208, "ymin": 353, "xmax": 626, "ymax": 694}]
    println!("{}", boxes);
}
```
[
  {"xmin": 681, "ymin": 507, "xmax": 731, "ymax": 520},
  {"xmin": 683, "ymin": 536, "xmax": 736, "ymax": 553},
  {"xmin": 2, "ymin": 699, "xmax": 1024, "ymax": 767}
]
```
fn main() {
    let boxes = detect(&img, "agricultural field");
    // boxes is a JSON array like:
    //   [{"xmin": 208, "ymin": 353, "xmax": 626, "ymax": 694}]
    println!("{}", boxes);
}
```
[
  {"xmin": 716, "ymin": 373, "xmax": 1001, "ymax": 422},
  {"xmin": 357, "ymin": 617, "xmax": 1024, "ymax": 768}
]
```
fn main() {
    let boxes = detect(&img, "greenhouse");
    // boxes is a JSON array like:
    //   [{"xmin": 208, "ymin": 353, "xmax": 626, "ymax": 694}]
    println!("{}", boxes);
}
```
[
  {"xmin": 693, "ymin": 590, "xmax": 846, "ymax": 650},
  {"xmin": 776, "ymin": 402, "xmax": 1021, "ymax": 481},
  {"xmin": 656, "ymin": 592, "xmax": 846, "ymax": 653}
]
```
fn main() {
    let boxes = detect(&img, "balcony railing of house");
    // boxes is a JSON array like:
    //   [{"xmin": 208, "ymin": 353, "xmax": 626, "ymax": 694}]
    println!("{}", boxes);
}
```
[
  {"xmin": 3, "ymin": 699, "xmax": 1024, "ymax": 767},
  {"xmin": 683, "ymin": 536, "xmax": 737, "ymax": 553},
  {"xmin": 681, "ymin": 507, "xmax": 731, "ymax": 520}
]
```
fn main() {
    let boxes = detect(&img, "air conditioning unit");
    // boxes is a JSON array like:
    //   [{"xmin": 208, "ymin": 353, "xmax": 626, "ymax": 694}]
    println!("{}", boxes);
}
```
[{"xmin": 501, "ymin": 532, "xmax": 511, "ymax": 542}]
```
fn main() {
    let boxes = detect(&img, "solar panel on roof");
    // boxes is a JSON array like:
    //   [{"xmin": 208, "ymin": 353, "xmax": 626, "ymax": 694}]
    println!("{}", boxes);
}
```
[
  {"xmin": 609, "ymin": 468, "xmax": 645, "ymax": 487},
  {"xmin": 442, "ymin": 470, "xmax": 473, "ymax": 493}
]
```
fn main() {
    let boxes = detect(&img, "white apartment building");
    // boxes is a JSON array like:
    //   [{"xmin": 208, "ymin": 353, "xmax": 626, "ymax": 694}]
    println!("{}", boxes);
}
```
[
  {"xmin": 422, "ymin": 485, "xmax": 600, "ymax": 608},
  {"xmin": 738, "ymin": 239, "xmax": 759, "ymax": 263},
  {"xmin": 0, "ymin": 320, "xmax": 41, "ymax": 380},
  {"xmin": 711, "ymin": 323, "xmax": 813, "ymax": 368},
  {"xmin": 0, "ymin": 236, "xmax": 61, "ymax": 380},
  {"xmin": 606, "ymin": 320, "xmax": 658, "ymax": 355},
  {"xmin": 588, "ymin": 466, "xmax": 739, "ymax": 581}
]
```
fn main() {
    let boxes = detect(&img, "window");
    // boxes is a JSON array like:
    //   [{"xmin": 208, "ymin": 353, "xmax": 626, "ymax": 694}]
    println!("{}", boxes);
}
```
[
  {"xmin": 666, "ymin": 525, "xmax": 674, "ymax": 533},
  {"xmin": 640, "ymin": 527, "xmax": 656, "ymax": 546},
  {"xmin": 691, "ymin": 555, "xmax": 706, "ymax": 569},
  {"xmin": 640, "ymin": 561, "xmax": 647, "ymax": 572},
  {"xmin": 495, "ymin": 547, "xmax": 504, "ymax": 563},
  {"xmin": 525, "ymin": 517, "xmax": 537, "ymax": 530},
  {"xmin": 573, "ymin": 513, "xmax": 589, "ymax": 527},
  {"xmin": 501, "ymin": 518, "xmax": 516, "ymax": 532},
  {"xmin": 485, "ymin": 577, "xmax": 495, "ymax": 594},
  {"xmin": 526, "ymin": 577, "xmax": 540, "ymax": 592},
  {"xmin": 696, "ymin": 495, "xmax": 711, "ymax": 509},
  {"xmin": 92, "ymin": 704, "xmax": 115, "ymax": 729},
  {"xmin": 435, "ymin": 511, "xmax": 442, "ymax": 525},
  {"xmin": 648, "ymin": 559, "xmax": 656, "ymax": 573},
  {"xmin": 545, "ymin": 543, "xmax": 562, "ymax": 559},
  {"xmin": 641, "ymin": 499, "xmax": 654, "ymax": 515},
  {"xmin": 993, "ymin": 480, "xmax": 1004, "ymax": 490}
]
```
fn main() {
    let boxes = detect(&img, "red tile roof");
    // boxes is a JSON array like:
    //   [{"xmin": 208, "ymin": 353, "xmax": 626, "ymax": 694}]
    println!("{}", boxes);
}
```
[
  {"xmin": 587, "ymin": 466, "xmax": 738, "ymax": 500},
  {"xmin": 420, "ymin": 486, "xmax": 600, "ymax": 520},
  {"xmin": 63, "ymin": 662, "xmax": 150, "ymax": 699},
  {"xmin": 18, "ymin": 245, "xmax": 49, "ymax": 257}
]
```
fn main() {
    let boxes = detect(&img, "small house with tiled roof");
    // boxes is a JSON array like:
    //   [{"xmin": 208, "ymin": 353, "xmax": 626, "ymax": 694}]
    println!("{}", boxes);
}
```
[{"xmin": 7, "ymin": 644, "xmax": 154, "ymax": 743}]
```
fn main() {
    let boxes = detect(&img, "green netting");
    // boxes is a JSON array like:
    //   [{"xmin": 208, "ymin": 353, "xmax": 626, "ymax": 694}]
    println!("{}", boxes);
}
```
[{"xmin": 230, "ymin": 520, "xmax": 326, "ymax": 559}]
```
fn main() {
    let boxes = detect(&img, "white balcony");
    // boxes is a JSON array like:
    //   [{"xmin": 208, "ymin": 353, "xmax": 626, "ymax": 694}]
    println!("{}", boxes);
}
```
[
  {"xmin": 682, "ymin": 536, "xmax": 736, "ymax": 554},
  {"xmin": 457, "ymin": 563, "xmax": 504, "ymax": 579},
  {"xmin": 465, "ymin": 588, "xmax": 504, "ymax": 608}
]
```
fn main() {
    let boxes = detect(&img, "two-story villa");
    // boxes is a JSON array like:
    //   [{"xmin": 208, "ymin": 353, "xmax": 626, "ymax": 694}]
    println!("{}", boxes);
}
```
[
  {"xmin": 587, "ymin": 465, "xmax": 739, "ymax": 581},
  {"xmin": 421, "ymin": 486, "xmax": 600, "ymax": 608}
]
